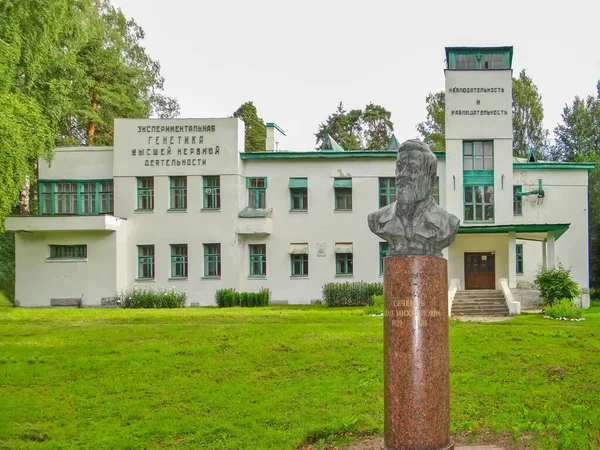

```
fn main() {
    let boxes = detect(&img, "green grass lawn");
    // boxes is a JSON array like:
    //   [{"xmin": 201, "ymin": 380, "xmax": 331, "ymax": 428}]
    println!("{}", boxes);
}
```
[{"xmin": 1, "ymin": 305, "xmax": 599, "ymax": 450}]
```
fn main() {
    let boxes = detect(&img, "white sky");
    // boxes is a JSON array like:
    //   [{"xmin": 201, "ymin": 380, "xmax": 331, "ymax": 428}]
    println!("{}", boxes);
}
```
[{"xmin": 111, "ymin": 0, "xmax": 600, "ymax": 151}]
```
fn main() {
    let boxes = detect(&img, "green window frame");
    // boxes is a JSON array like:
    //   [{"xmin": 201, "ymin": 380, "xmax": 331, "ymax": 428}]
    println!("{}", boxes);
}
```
[
  {"xmin": 170, "ymin": 244, "xmax": 188, "ymax": 278},
  {"xmin": 203, "ymin": 243, "xmax": 221, "ymax": 277},
  {"xmin": 203, "ymin": 176, "xmax": 220, "ymax": 210},
  {"xmin": 289, "ymin": 178, "xmax": 308, "ymax": 211},
  {"xmin": 463, "ymin": 141, "xmax": 493, "ymax": 171},
  {"xmin": 516, "ymin": 244, "xmax": 524, "ymax": 275},
  {"xmin": 447, "ymin": 49, "xmax": 511, "ymax": 70},
  {"xmin": 48, "ymin": 244, "xmax": 87, "ymax": 259},
  {"xmin": 335, "ymin": 253, "xmax": 353, "ymax": 275},
  {"xmin": 430, "ymin": 176, "xmax": 440, "ymax": 204},
  {"xmin": 137, "ymin": 245, "xmax": 155, "ymax": 279},
  {"xmin": 40, "ymin": 180, "xmax": 113, "ymax": 215},
  {"xmin": 379, "ymin": 242, "xmax": 388, "ymax": 275},
  {"xmin": 249, "ymin": 244, "xmax": 266, "ymax": 276},
  {"xmin": 247, "ymin": 177, "xmax": 267, "ymax": 209},
  {"xmin": 169, "ymin": 177, "xmax": 187, "ymax": 210},
  {"xmin": 291, "ymin": 253, "xmax": 308, "ymax": 276},
  {"xmin": 334, "ymin": 178, "xmax": 352, "ymax": 211},
  {"xmin": 137, "ymin": 177, "xmax": 154, "ymax": 210},
  {"xmin": 513, "ymin": 185, "xmax": 522, "ymax": 215},
  {"xmin": 379, "ymin": 177, "xmax": 396, "ymax": 207},
  {"xmin": 464, "ymin": 185, "xmax": 494, "ymax": 221}
]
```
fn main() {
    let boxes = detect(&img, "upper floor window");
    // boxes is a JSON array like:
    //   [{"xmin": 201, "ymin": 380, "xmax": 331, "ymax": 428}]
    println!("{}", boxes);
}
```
[
  {"xmin": 169, "ymin": 176, "xmax": 187, "ymax": 210},
  {"xmin": 379, "ymin": 178, "xmax": 396, "ymax": 207},
  {"xmin": 463, "ymin": 141, "xmax": 493, "ymax": 171},
  {"xmin": 447, "ymin": 48, "xmax": 512, "ymax": 70},
  {"xmin": 247, "ymin": 177, "xmax": 267, "ymax": 209},
  {"xmin": 464, "ymin": 185, "xmax": 494, "ymax": 221},
  {"xmin": 137, "ymin": 177, "xmax": 154, "ymax": 210},
  {"xmin": 203, "ymin": 176, "xmax": 221, "ymax": 210},
  {"xmin": 49, "ymin": 244, "xmax": 87, "ymax": 260},
  {"xmin": 513, "ymin": 185, "xmax": 522, "ymax": 215},
  {"xmin": 40, "ymin": 181, "xmax": 113, "ymax": 215},
  {"xmin": 289, "ymin": 178, "xmax": 308, "ymax": 211},
  {"xmin": 334, "ymin": 178, "xmax": 352, "ymax": 211}
]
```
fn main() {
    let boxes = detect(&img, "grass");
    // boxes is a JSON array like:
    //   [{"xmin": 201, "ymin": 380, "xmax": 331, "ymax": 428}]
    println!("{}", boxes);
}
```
[{"xmin": 0, "ymin": 304, "xmax": 599, "ymax": 449}]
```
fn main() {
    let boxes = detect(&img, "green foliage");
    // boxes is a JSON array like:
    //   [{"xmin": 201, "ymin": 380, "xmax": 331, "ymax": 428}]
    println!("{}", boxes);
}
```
[
  {"xmin": 534, "ymin": 262, "xmax": 581, "ymax": 307},
  {"xmin": 119, "ymin": 286, "xmax": 186, "ymax": 308},
  {"xmin": 512, "ymin": 69, "xmax": 548, "ymax": 158},
  {"xmin": 545, "ymin": 298, "xmax": 584, "ymax": 320},
  {"xmin": 233, "ymin": 101, "xmax": 266, "ymax": 152},
  {"xmin": 416, "ymin": 91, "xmax": 446, "ymax": 152},
  {"xmin": 215, "ymin": 287, "xmax": 270, "ymax": 308},
  {"xmin": 322, "ymin": 281, "xmax": 383, "ymax": 307},
  {"xmin": 314, "ymin": 102, "xmax": 394, "ymax": 150},
  {"xmin": 0, "ymin": 232, "xmax": 15, "ymax": 304},
  {"xmin": 363, "ymin": 295, "xmax": 383, "ymax": 315}
]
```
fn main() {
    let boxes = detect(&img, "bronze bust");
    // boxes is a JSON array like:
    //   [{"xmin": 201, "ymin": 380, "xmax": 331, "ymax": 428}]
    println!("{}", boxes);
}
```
[{"xmin": 367, "ymin": 139, "xmax": 460, "ymax": 257}]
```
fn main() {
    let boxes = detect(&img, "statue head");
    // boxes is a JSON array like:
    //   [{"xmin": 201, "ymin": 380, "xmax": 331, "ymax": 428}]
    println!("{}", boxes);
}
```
[{"xmin": 395, "ymin": 139, "xmax": 437, "ymax": 205}]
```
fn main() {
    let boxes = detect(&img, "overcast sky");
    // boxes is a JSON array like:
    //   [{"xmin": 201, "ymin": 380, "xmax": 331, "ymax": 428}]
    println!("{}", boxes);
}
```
[{"xmin": 111, "ymin": 0, "xmax": 599, "ymax": 151}]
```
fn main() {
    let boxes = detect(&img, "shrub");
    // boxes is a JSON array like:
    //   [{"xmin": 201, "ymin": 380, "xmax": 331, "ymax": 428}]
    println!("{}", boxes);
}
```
[
  {"xmin": 322, "ymin": 281, "xmax": 383, "ymax": 307},
  {"xmin": 120, "ymin": 286, "xmax": 186, "ymax": 308},
  {"xmin": 545, "ymin": 298, "xmax": 584, "ymax": 320},
  {"xmin": 534, "ymin": 262, "xmax": 581, "ymax": 307},
  {"xmin": 215, "ymin": 287, "xmax": 270, "ymax": 308},
  {"xmin": 364, "ymin": 295, "xmax": 384, "ymax": 315}
]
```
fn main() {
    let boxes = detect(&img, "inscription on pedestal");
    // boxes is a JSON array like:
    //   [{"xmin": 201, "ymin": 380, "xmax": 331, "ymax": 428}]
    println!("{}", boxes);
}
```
[{"xmin": 384, "ymin": 297, "xmax": 442, "ymax": 328}]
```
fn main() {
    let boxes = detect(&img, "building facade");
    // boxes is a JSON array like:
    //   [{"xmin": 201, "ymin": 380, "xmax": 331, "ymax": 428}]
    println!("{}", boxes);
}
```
[{"xmin": 6, "ymin": 46, "xmax": 594, "ymax": 309}]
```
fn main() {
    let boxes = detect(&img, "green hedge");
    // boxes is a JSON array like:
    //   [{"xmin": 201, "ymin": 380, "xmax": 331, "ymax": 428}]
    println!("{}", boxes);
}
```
[
  {"xmin": 120, "ymin": 286, "xmax": 186, "ymax": 308},
  {"xmin": 322, "ymin": 281, "xmax": 383, "ymax": 307},
  {"xmin": 215, "ymin": 288, "xmax": 270, "ymax": 308},
  {"xmin": 364, "ymin": 294, "xmax": 383, "ymax": 315},
  {"xmin": 544, "ymin": 298, "xmax": 584, "ymax": 320},
  {"xmin": 534, "ymin": 262, "xmax": 581, "ymax": 307}
]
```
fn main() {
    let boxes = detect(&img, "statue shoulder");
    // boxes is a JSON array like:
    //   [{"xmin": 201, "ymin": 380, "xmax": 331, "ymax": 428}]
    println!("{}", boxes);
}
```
[{"xmin": 426, "ymin": 201, "xmax": 461, "ymax": 231}]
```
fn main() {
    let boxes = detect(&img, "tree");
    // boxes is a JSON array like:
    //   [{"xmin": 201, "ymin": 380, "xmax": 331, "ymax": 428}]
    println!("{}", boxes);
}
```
[
  {"xmin": 416, "ymin": 92, "xmax": 445, "ymax": 152},
  {"xmin": 512, "ymin": 70, "xmax": 547, "ymax": 158},
  {"xmin": 416, "ymin": 70, "xmax": 548, "ymax": 156},
  {"xmin": 314, "ymin": 102, "xmax": 394, "ymax": 150},
  {"xmin": 233, "ymin": 101, "xmax": 266, "ymax": 152}
]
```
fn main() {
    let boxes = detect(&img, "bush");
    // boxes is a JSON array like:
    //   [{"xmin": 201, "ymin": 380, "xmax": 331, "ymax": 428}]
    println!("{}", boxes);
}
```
[
  {"xmin": 322, "ymin": 281, "xmax": 383, "ymax": 307},
  {"xmin": 215, "ymin": 287, "xmax": 270, "ymax": 308},
  {"xmin": 364, "ymin": 295, "xmax": 383, "ymax": 315},
  {"xmin": 120, "ymin": 286, "xmax": 186, "ymax": 308},
  {"xmin": 534, "ymin": 262, "xmax": 581, "ymax": 307},
  {"xmin": 545, "ymin": 298, "xmax": 584, "ymax": 320}
]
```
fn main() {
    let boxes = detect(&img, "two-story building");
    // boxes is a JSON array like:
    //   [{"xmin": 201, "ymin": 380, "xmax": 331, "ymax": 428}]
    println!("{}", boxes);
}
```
[{"xmin": 6, "ymin": 46, "xmax": 594, "ymax": 310}]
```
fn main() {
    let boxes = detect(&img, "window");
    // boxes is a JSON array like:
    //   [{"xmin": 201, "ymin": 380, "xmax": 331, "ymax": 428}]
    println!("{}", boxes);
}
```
[
  {"xmin": 40, "ymin": 181, "xmax": 113, "ymax": 215},
  {"xmin": 448, "ymin": 49, "xmax": 511, "ymax": 70},
  {"xmin": 379, "ymin": 242, "xmax": 388, "ymax": 275},
  {"xmin": 463, "ymin": 141, "xmax": 493, "ymax": 171},
  {"xmin": 249, "ymin": 244, "xmax": 266, "ymax": 276},
  {"xmin": 334, "ymin": 243, "xmax": 353, "ymax": 275},
  {"xmin": 516, "ymin": 244, "xmax": 523, "ymax": 275},
  {"xmin": 513, "ymin": 185, "xmax": 522, "ymax": 215},
  {"xmin": 170, "ymin": 177, "xmax": 187, "ymax": 210},
  {"xmin": 334, "ymin": 178, "xmax": 352, "ymax": 211},
  {"xmin": 431, "ymin": 176, "xmax": 440, "ymax": 204},
  {"xmin": 170, "ymin": 244, "xmax": 188, "ymax": 278},
  {"xmin": 289, "ymin": 178, "xmax": 308, "ymax": 211},
  {"xmin": 379, "ymin": 177, "xmax": 396, "ymax": 207},
  {"xmin": 204, "ymin": 243, "xmax": 221, "ymax": 277},
  {"xmin": 289, "ymin": 243, "xmax": 308, "ymax": 276},
  {"xmin": 49, "ymin": 245, "xmax": 87, "ymax": 259},
  {"xmin": 247, "ymin": 177, "xmax": 267, "ymax": 208},
  {"xmin": 138, "ymin": 245, "xmax": 155, "ymax": 279},
  {"xmin": 464, "ymin": 186, "xmax": 494, "ymax": 221},
  {"xmin": 203, "ymin": 176, "xmax": 221, "ymax": 210},
  {"xmin": 137, "ymin": 177, "xmax": 154, "ymax": 210}
]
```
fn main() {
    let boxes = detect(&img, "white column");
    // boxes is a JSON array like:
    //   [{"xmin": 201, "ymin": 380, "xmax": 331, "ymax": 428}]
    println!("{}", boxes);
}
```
[
  {"xmin": 542, "ymin": 239, "xmax": 547, "ymax": 269},
  {"xmin": 508, "ymin": 231, "xmax": 517, "ymax": 288},
  {"xmin": 547, "ymin": 231, "xmax": 556, "ymax": 268}
]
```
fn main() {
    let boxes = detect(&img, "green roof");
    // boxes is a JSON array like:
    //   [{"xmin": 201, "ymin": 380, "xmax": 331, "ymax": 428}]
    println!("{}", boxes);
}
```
[
  {"xmin": 458, "ymin": 223, "xmax": 570, "ymax": 240},
  {"xmin": 265, "ymin": 123, "xmax": 286, "ymax": 135},
  {"xmin": 240, "ymin": 151, "xmax": 447, "ymax": 160}
]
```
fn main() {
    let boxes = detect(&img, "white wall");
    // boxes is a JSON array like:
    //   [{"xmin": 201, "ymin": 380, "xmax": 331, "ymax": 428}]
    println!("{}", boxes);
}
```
[{"xmin": 40, "ymin": 147, "xmax": 114, "ymax": 180}]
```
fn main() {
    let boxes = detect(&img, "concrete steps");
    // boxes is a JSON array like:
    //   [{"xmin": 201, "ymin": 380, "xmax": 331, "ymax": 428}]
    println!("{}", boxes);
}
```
[{"xmin": 451, "ymin": 289, "xmax": 509, "ymax": 316}]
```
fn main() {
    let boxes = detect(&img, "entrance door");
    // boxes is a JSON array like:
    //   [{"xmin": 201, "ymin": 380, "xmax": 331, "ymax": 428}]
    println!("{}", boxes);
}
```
[{"xmin": 464, "ymin": 252, "xmax": 495, "ymax": 289}]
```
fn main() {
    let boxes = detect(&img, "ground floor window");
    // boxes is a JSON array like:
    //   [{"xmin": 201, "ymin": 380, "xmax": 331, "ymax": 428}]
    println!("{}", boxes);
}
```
[
  {"xmin": 49, "ymin": 245, "xmax": 87, "ymax": 259},
  {"xmin": 516, "ymin": 244, "xmax": 523, "ymax": 274},
  {"xmin": 464, "ymin": 185, "xmax": 494, "ymax": 221},
  {"xmin": 291, "ymin": 254, "xmax": 308, "ymax": 276},
  {"xmin": 170, "ymin": 244, "xmax": 188, "ymax": 278},
  {"xmin": 138, "ymin": 245, "xmax": 155, "ymax": 279},
  {"xmin": 249, "ymin": 244, "xmax": 266, "ymax": 276},
  {"xmin": 204, "ymin": 243, "xmax": 221, "ymax": 277},
  {"xmin": 379, "ymin": 242, "xmax": 388, "ymax": 275},
  {"xmin": 335, "ymin": 243, "xmax": 354, "ymax": 275}
]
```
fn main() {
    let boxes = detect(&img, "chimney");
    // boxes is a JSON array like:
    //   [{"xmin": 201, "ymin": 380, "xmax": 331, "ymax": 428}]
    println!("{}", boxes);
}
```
[{"xmin": 265, "ymin": 123, "xmax": 286, "ymax": 151}]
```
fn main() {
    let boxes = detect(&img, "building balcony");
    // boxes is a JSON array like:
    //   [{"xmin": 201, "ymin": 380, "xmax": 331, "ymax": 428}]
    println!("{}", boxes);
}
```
[
  {"xmin": 5, "ymin": 214, "xmax": 126, "ymax": 232},
  {"xmin": 236, "ymin": 207, "xmax": 273, "ymax": 235}
]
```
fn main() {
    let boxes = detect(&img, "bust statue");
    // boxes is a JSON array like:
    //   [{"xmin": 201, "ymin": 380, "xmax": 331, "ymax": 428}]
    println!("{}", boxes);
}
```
[{"xmin": 367, "ymin": 139, "xmax": 460, "ymax": 258}]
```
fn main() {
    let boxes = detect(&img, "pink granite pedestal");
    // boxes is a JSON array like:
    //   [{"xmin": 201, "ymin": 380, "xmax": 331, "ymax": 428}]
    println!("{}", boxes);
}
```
[{"xmin": 382, "ymin": 255, "xmax": 454, "ymax": 450}]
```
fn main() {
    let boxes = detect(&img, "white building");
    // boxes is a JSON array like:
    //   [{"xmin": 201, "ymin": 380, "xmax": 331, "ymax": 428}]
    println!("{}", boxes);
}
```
[{"xmin": 6, "ymin": 46, "xmax": 594, "ymax": 310}]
